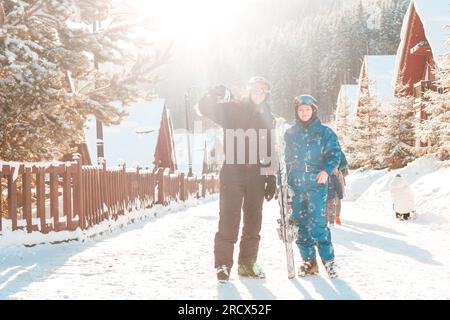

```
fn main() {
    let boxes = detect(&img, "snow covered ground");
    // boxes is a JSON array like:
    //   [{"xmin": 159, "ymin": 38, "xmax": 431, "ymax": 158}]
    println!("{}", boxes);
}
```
[{"xmin": 1, "ymin": 158, "xmax": 449, "ymax": 300}]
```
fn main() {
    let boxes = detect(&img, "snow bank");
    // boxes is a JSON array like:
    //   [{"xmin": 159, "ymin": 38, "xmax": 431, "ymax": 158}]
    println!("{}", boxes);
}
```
[
  {"xmin": 410, "ymin": 167, "xmax": 450, "ymax": 225},
  {"xmin": 0, "ymin": 195, "xmax": 218, "ymax": 249},
  {"xmin": 358, "ymin": 157, "xmax": 442, "ymax": 200},
  {"xmin": 346, "ymin": 157, "xmax": 449, "ymax": 225},
  {"xmin": 345, "ymin": 168, "xmax": 388, "ymax": 201}
]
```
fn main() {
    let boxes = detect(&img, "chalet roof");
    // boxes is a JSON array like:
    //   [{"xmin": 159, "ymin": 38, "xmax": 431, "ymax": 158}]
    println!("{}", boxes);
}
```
[
  {"xmin": 394, "ymin": 0, "xmax": 449, "ymax": 80},
  {"xmin": 413, "ymin": 0, "xmax": 449, "ymax": 61}
]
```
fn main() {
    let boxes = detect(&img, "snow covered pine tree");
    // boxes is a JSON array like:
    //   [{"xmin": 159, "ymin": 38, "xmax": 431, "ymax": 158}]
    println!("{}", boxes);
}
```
[
  {"xmin": 416, "ymin": 50, "xmax": 450, "ymax": 160},
  {"xmin": 0, "ymin": 0, "xmax": 168, "ymax": 161}
]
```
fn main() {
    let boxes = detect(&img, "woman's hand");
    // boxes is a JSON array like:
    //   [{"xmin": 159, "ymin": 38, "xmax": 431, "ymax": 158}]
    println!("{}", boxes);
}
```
[{"xmin": 316, "ymin": 171, "xmax": 329, "ymax": 184}]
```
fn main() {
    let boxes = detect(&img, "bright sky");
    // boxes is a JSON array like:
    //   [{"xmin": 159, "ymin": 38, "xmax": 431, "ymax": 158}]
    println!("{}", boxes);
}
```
[
  {"xmin": 125, "ymin": 0, "xmax": 258, "ymax": 43},
  {"xmin": 119, "ymin": 0, "xmax": 266, "ymax": 92}
]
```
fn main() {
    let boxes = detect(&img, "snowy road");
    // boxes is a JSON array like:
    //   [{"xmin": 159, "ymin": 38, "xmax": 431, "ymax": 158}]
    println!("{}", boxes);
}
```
[{"xmin": 1, "ymin": 196, "xmax": 449, "ymax": 300}]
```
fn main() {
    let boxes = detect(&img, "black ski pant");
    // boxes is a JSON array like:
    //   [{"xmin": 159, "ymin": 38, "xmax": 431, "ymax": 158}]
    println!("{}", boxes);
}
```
[{"xmin": 214, "ymin": 165, "xmax": 266, "ymax": 269}]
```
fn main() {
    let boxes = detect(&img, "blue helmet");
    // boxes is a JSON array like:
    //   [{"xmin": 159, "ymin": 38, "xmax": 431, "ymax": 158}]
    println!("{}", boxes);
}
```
[{"xmin": 294, "ymin": 95, "xmax": 319, "ymax": 112}]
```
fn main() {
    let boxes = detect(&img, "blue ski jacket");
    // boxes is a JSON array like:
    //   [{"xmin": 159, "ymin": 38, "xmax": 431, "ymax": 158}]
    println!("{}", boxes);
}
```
[{"xmin": 284, "ymin": 117, "xmax": 341, "ymax": 193}]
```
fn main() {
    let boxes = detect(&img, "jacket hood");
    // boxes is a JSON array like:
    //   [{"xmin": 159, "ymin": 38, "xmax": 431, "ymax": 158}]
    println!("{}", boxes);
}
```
[{"xmin": 390, "ymin": 175, "xmax": 409, "ymax": 190}]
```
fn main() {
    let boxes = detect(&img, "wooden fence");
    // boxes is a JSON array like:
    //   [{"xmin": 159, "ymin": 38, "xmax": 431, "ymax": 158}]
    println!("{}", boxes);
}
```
[{"xmin": 0, "ymin": 160, "xmax": 219, "ymax": 234}]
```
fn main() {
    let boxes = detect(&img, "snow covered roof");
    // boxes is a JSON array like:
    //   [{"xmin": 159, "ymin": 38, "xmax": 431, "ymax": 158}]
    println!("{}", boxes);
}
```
[
  {"xmin": 84, "ymin": 99, "xmax": 166, "ymax": 168},
  {"xmin": 362, "ymin": 55, "xmax": 396, "ymax": 110},
  {"xmin": 394, "ymin": 0, "xmax": 449, "ymax": 80},
  {"xmin": 336, "ymin": 84, "xmax": 358, "ymax": 119}
]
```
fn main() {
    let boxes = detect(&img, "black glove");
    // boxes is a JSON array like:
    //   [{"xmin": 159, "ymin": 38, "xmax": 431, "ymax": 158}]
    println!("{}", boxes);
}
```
[
  {"xmin": 209, "ymin": 85, "xmax": 227, "ymax": 97},
  {"xmin": 208, "ymin": 85, "xmax": 232, "ymax": 103},
  {"xmin": 264, "ymin": 175, "xmax": 276, "ymax": 201}
]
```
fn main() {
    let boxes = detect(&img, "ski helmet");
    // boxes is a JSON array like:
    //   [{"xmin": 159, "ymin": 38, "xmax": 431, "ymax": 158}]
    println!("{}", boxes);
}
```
[
  {"xmin": 246, "ymin": 76, "xmax": 272, "ymax": 94},
  {"xmin": 294, "ymin": 94, "xmax": 319, "ymax": 112},
  {"xmin": 294, "ymin": 94, "xmax": 319, "ymax": 122}
]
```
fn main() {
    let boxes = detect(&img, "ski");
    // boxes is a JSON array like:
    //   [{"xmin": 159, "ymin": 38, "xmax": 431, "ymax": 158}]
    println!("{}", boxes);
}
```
[{"xmin": 274, "ymin": 117, "xmax": 296, "ymax": 279}]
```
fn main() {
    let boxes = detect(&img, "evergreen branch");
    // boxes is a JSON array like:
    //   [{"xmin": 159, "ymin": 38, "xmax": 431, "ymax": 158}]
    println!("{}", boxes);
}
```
[
  {"xmin": 26, "ymin": 0, "xmax": 45, "ymax": 19},
  {"xmin": 0, "ymin": 2, "xmax": 5, "ymax": 26}
]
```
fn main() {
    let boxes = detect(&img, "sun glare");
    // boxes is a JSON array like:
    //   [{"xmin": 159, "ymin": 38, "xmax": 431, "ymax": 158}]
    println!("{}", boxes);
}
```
[{"xmin": 127, "ymin": 0, "xmax": 251, "ymax": 43}]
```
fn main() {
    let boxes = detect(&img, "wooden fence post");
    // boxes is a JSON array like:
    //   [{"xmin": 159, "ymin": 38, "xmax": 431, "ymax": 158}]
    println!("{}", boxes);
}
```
[
  {"xmin": 113, "ymin": 169, "xmax": 118, "ymax": 218},
  {"xmin": 94, "ymin": 167, "xmax": 99, "ymax": 225},
  {"xmin": 122, "ymin": 163, "xmax": 127, "ymax": 213},
  {"xmin": 7, "ymin": 165, "xmax": 18, "ymax": 231},
  {"xmin": 22, "ymin": 166, "xmax": 35, "ymax": 233},
  {"xmin": 119, "ymin": 167, "xmax": 123, "ymax": 213},
  {"xmin": 50, "ymin": 165, "xmax": 65, "ymax": 231},
  {"xmin": 150, "ymin": 172, "xmax": 155, "ymax": 207},
  {"xmin": 63, "ymin": 164, "xmax": 72, "ymax": 230},
  {"xmin": 201, "ymin": 175, "xmax": 206, "ymax": 198},
  {"xmin": 36, "ymin": 168, "xmax": 48, "ymax": 233},
  {"xmin": 73, "ymin": 155, "xmax": 85, "ymax": 230},
  {"xmin": 135, "ymin": 166, "xmax": 140, "ymax": 210},
  {"xmin": 101, "ymin": 160, "xmax": 108, "ymax": 220},
  {"xmin": 87, "ymin": 168, "xmax": 92, "ymax": 226},
  {"xmin": 157, "ymin": 168, "xmax": 165, "ymax": 205},
  {"xmin": 180, "ymin": 173, "xmax": 186, "ymax": 202}
]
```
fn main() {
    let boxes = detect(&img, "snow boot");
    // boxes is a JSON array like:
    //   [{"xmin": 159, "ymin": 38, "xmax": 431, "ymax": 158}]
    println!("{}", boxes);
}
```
[
  {"xmin": 216, "ymin": 265, "xmax": 230, "ymax": 283},
  {"xmin": 335, "ymin": 216, "xmax": 341, "ymax": 225},
  {"xmin": 237, "ymin": 262, "xmax": 266, "ymax": 279},
  {"xmin": 323, "ymin": 260, "xmax": 338, "ymax": 278},
  {"xmin": 298, "ymin": 259, "xmax": 319, "ymax": 277}
]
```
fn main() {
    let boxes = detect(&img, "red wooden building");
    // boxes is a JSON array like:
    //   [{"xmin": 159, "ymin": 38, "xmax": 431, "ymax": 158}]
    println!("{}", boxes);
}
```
[
  {"xmin": 393, "ymin": 0, "xmax": 448, "ymax": 121},
  {"xmin": 62, "ymin": 143, "xmax": 92, "ymax": 165},
  {"xmin": 153, "ymin": 105, "xmax": 177, "ymax": 172}
]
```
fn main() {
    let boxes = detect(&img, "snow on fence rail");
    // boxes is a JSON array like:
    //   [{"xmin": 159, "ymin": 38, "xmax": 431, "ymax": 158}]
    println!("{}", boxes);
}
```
[{"xmin": 0, "ymin": 159, "xmax": 219, "ymax": 235}]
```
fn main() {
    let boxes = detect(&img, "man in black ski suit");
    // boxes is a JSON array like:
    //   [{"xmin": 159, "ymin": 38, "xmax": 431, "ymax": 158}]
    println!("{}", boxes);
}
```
[{"xmin": 198, "ymin": 77, "xmax": 276, "ymax": 282}]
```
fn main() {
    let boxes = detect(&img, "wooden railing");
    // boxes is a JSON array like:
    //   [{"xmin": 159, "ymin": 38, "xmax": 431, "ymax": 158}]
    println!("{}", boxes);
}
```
[{"xmin": 0, "ymin": 160, "xmax": 219, "ymax": 235}]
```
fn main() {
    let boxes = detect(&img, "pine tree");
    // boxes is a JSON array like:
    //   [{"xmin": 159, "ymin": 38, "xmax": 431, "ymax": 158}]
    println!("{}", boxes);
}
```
[
  {"xmin": 0, "ymin": 0, "xmax": 167, "ymax": 161},
  {"xmin": 335, "ymin": 91, "xmax": 354, "ymax": 158},
  {"xmin": 416, "ymin": 52, "xmax": 450, "ymax": 160},
  {"xmin": 349, "ymin": 88, "xmax": 384, "ymax": 168},
  {"xmin": 377, "ymin": 0, "xmax": 410, "ymax": 54},
  {"xmin": 379, "ymin": 93, "xmax": 416, "ymax": 169}
]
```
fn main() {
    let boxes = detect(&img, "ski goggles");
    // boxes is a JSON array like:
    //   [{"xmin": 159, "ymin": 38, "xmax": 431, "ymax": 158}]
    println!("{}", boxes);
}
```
[
  {"xmin": 294, "ymin": 95, "xmax": 318, "ymax": 108},
  {"xmin": 250, "ymin": 87, "xmax": 271, "ymax": 95}
]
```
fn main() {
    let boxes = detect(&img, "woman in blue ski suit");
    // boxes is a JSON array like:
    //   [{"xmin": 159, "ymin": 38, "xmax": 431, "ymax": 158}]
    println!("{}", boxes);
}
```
[{"xmin": 284, "ymin": 95, "xmax": 341, "ymax": 278}]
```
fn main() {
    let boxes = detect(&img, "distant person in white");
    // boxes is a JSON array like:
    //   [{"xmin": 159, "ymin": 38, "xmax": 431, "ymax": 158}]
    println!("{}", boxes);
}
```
[{"xmin": 390, "ymin": 174, "xmax": 415, "ymax": 221}]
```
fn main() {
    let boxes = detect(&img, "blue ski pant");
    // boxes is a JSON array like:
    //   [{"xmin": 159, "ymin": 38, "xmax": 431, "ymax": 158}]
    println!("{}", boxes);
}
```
[{"xmin": 291, "ymin": 186, "xmax": 335, "ymax": 262}]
